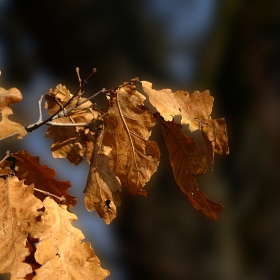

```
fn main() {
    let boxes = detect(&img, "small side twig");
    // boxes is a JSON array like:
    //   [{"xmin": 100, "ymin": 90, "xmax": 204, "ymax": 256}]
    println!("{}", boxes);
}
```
[
  {"xmin": 34, "ymin": 187, "xmax": 66, "ymax": 203},
  {"xmin": 26, "ymin": 68, "xmax": 97, "ymax": 132},
  {"xmin": 47, "ymin": 121, "xmax": 90, "ymax": 127}
]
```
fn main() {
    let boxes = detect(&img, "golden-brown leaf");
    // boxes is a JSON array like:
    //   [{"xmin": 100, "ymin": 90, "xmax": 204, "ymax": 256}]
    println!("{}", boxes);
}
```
[
  {"xmin": 11, "ymin": 150, "xmax": 76, "ymax": 207},
  {"xmin": 103, "ymin": 84, "xmax": 160, "ymax": 196},
  {"xmin": 34, "ymin": 197, "xmax": 109, "ymax": 280},
  {"xmin": 84, "ymin": 129, "xmax": 121, "ymax": 224},
  {"xmin": 161, "ymin": 120, "xmax": 224, "ymax": 220},
  {"xmin": 45, "ymin": 84, "xmax": 99, "ymax": 165},
  {"xmin": 0, "ymin": 87, "xmax": 27, "ymax": 139},
  {"xmin": 0, "ymin": 176, "xmax": 43, "ymax": 279},
  {"xmin": 141, "ymin": 81, "xmax": 229, "ymax": 166}
]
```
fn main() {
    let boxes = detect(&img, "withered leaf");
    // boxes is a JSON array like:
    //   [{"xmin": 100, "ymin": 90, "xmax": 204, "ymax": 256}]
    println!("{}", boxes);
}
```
[
  {"xmin": 141, "ymin": 81, "xmax": 229, "ymax": 166},
  {"xmin": 84, "ymin": 128, "xmax": 121, "ymax": 224},
  {"xmin": 103, "ymin": 84, "xmax": 160, "ymax": 196},
  {"xmin": 0, "ymin": 87, "xmax": 27, "ymax": 139},
  {"xmin": 161, "ymin": 119, "xmax": 224, "ymax": 220},
  {"xmin": 11, "ymin": 150, "xmax": 76, "ymax": 207},
  {"xmin": 34, "ymin": 197, "xmax": 109, "ymax": 280},
  {"xmin": 0, "ymin": 176, "xmax": 43, "ymax": 279},
  {"xmin": 45, "ymin": 84, "xmax": 99, "ymax": 165}
]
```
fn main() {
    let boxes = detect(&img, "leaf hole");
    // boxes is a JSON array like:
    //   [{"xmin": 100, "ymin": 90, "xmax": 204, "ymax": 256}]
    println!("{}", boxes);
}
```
[{"xmin": 105, "ymin": 200, "xmax": 111, "ymax": 209}]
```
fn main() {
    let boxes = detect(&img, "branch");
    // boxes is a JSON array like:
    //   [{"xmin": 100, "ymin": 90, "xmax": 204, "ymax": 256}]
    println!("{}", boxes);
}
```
[
  {"xmin": 26, "ymin": 68, "xmax": 97, "ymax": 132},
  {"xmin": 25, "ymin": 75, "xmax": 139, "ymax": 132}
]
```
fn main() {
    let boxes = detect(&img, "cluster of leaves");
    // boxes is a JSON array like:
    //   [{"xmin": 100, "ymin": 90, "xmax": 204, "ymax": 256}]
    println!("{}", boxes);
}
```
[{"xmin": 0, "ymin": 73, "xmax": 229, "ymax": 279}]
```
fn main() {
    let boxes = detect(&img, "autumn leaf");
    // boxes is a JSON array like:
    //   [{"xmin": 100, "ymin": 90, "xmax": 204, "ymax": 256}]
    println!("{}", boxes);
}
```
[
  {"xmin": 34, "ymin": 197, "xmax": 109, "ymax": 280},
  {"xmin": 161, "ymin": 119, "xmax": 224, "ymax": 220},
  {"xmin": 201, "ymin": 117, "xmax": 229, "ymax": 168},
  {"xmin": 0, "ymin": 176, "xmax": 43, "ymax": 279},
  {"xmin": 0, "ymin": 87, "xmax": 27, "ymax": 139},
  {"xmin": 103, "ymin": 84, "xmax": 160, "ymax": 196},
  {"xmin": 45, "ymin": 84, "xmax": 99, "ymax": 165},
  {"xmin": 141, "ymin": 81, "xmax": 229, "ymax": 166},
  {"xmin": 10, "ymin": 150, "xmax": 76, "ymax": 207},
  {"xmin": 84, "ymin": 128, "xmax": 121, "ymax": 224}
]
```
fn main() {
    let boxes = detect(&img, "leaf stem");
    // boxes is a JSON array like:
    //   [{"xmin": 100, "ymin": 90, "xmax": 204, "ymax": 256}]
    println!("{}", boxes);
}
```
[{"xmin": 34, "ymin": 187, "xmax": 66, "ymax": 203}]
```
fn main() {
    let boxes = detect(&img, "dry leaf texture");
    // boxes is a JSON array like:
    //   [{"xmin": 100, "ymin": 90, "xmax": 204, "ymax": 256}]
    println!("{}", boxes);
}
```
[
  {"xmin": 103, "ymin": 84, "xmax": 160, "ymax": 196},
  {"xmin": 45, "ymin": 84, "xmax": 98, "ymax": 165},
  {"xmin": 141, "ymin": 81, "xmax": 229, "ymax": 166},
  {"xmin": 11, "ymin": 151, "xmax": 76, "ymax": 207},
  {"xmin": 84, "ymin": 128, "xmax": 121, "ymax": 224},
  {"xmin": 161, "ymin": 120, "xmax": 223, "ymax": 220},
  {"xmin": 0, "ymin": 87, "xmax": 27, "ymax": 139},
  {"xmin": 34, "ymin": 197, "xmax": 109, "ymax": 280},
  {"xmin": 0, "ymin": 176, "xmax": 43, "ymax": 279}
]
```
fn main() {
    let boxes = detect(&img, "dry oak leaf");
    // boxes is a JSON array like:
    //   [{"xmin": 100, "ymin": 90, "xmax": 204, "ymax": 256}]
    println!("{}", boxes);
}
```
[
  {"xmin": 103, "ymin": 84, "xmax": 160, "ymax": 196},
  {"xmin": 84, "ymin": 128, "xmax": 121, "ymax": 224},
  {"xmin": 11, "ymin": 150, "xmax": 76, "ymax": 207},
  {"xmin": 34, "ymin": 197, "xmax": 109, "ymax": 280},
  {"xmin": 0, "ymin": 176, "xmax": 43, "ymax": 279},
  {"xmin": 141, "ymin": 81, "xmax": 229, "ymax": 166},
  {"xmin": 0, "ymin": 87, "xmax": 27, "ymax": 139},
  {"xmin": 161, "ymin": 119, "xmax": 224, "ymax": 220},
  {"xmin": 45, "ymin": 84, "xmax": 98, "ymax": 165}
]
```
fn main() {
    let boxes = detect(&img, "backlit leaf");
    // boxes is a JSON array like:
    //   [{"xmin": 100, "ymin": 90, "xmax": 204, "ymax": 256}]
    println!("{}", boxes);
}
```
[{"xmin": 103, "ymin": 84, "xmax": 160, "ymax": 196}]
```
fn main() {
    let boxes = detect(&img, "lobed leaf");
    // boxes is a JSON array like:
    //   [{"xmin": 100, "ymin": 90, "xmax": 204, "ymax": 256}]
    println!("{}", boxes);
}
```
[
  {"xmin": 34, "ymin": 197, "xmax": 109, "ymax": 280},
  {"xmin": 141, "ymin": 81, "xmax": 229, "ymax": 166},
  {"xmin": 103, "ymin": 84, "xmax": 160, "ymax": 196},
  {"xmin": 45, "ymin": 84, "xmax": 99, "ymax": 165},
  {"xmin": 0, "ymin": 176, "xmax": 43, "ymax": 279},
  {"xmin": 0, "ymin": 87, "xmax": 27, "ymax": 139}
]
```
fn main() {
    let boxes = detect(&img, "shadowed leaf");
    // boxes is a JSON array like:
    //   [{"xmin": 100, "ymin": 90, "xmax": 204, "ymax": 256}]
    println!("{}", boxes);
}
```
[
  {"xmin": 11, "ymin": 150, "xmax": 76, "ymax": 207},
  {"xmin": 161, "ymin": 119, "xmax": 224, "ymax": 220}
]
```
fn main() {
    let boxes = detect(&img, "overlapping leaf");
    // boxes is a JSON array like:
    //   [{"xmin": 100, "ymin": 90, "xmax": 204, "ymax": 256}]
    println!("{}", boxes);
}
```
[
  {"xmin": 161, "ymin": 120, "xmax": 224, "ymax": 220},
  {"xmin": 45, "ymin": 84, "xmax": 98, "ymax": 165},
  {"xmin": 141, "ymin": 81, "xmax": 229, "ymax": 166},
  {"xmin": 10, "ymin": 150, "xmax": 76, "ymax": 207},
  {"xmin": 103, "ymin": 84, "xmax": 160, "ymax": 196},
  {"xmin": 34, "ymin": 197, "xmax": 109, "ymax": 280},
  {"xmin": 84, "ymin": 128, "xmax": 121, "ymax": 224},
  {"xmin": 0, "ymin": 176, "xmax": 43, "ymax": 279},
  {"xmin": 0, "ymin": 87, "xmax": 27, "ymax": 139}
]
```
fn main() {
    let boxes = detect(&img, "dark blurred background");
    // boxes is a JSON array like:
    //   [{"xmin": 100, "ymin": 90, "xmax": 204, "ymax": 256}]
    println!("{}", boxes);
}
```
[{"xmin": 1, "ymin": 1, "xmax": 280, "ymax": 279}]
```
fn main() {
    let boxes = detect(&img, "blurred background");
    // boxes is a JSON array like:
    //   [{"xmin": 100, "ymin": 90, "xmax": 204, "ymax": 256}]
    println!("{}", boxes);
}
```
[{"xmin": 1, "ymin": 0, "xmax": 280, "ymax": 279}]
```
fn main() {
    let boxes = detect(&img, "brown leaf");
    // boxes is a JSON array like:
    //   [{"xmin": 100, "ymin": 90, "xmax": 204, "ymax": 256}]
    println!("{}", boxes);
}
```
[
  {"xmin": 103, "ymin": 84, "xmax": 160, "ymax": 196},
  {"xmin": 11, "ymin": 150, "xmax": 76, "ymax": 207},
  {"xmin": 201, "ymin": 117, "xmax": 229, "ymax": 168},
  {"xmin": 34, "ymin": 197, "xmax": 110, "ymax": 280},
  {"xmin": 45, "ymin": 84, "xmax": 99, "ymax": 165},
  {"xmin": 0, "ymin": 87, "xmax": 27, "ymax": 139},
  {"xmin": 84, "ymin": 128, "xmax": 121, "ymax": 224},
  {"xmin": 0, "ymin": 176, "xmax": 43, "ymax": 279},
  {"xmin": 161, "ymin": 119, "xmax": 223, "ymax": 220},
  {"xmin": 141, "ymin": 81, "xmax": 229, "ymax": 166}
]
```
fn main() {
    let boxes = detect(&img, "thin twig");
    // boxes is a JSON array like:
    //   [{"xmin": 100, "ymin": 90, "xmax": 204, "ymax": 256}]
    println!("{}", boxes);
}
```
[
  {"xmin": 47, "ymin": 121, "xmax": 90, "ymax": 127},
  {"xmin": 26, "ymin": 95, "xmax": 44, "ymax": 129},
  {"xmin": 52, "ymin": 88, "xmax": 107, "ymax": 120},
  {"xmin": 26, "ymin": 68, "xmax": 97, "ymax": 132},
  {"xmin": 34, "ymin": 187, "xmax": 66, "ymax": 203}
]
